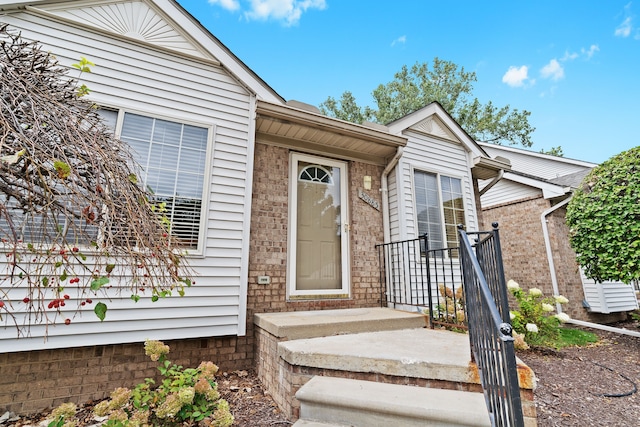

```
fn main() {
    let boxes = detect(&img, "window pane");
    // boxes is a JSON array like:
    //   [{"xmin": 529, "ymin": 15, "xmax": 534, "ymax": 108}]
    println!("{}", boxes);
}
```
[
  {"xmin": 120, "ymin": 113, "xmax": 208, "ymax": 249},
  {"xmin": 414, "ymin": 171, "xmax": 466, "ymax": 254},
  {"xmin": 413, "ymin": 171, "xmax": 443, "ymax": 249}
]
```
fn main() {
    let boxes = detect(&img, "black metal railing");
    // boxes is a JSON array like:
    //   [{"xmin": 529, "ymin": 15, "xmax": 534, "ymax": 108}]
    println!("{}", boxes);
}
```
[
  {"xmin": 458, "ymin": 223, "xmax": 524, "ymax": 427},
  {"xmin": 376, "ymin": 234, "xmax": 466, "ymax": 329}
]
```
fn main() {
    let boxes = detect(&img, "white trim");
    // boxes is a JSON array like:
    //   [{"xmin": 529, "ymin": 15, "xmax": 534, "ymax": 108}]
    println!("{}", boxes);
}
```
[
  {"xmin": 478, "ymin": 142, "xmax": 598, "ymax": 168},
  {"xmin": 503, "ymin": 172, "xmax": 570, "ymax": 199},
  {"xmin": 237, "ymin": 94, "xmax": 257, "ymax": 335},
  {"xmin": 287, "ymin": 152, "xmax": 350, "ymax": 298},
  {"xmin": 112, "ymin": 107, "xmax": 215, "ymax": 257}
]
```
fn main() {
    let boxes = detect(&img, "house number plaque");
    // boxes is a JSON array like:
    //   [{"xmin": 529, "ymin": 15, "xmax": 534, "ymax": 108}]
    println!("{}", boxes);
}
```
[{"xmin": 358, "ymin": 190, "xmax": 380, "ymax": 211}]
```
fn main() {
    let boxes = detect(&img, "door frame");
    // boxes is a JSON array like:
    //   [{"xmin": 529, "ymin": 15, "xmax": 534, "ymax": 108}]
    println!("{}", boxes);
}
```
[{"xmin": 287, "ymin": 152, "xmax": 350, "ymax": 299}]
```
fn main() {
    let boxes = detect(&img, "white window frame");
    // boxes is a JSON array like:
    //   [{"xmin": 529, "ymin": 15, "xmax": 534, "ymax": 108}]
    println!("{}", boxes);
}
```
[
  {"xmin": 412, "ymin": 167, "xmax": 466, "ymax": 254},
  {"xmin": 110, "ymin": 108, "xmax": 214, "ymax": 256}
]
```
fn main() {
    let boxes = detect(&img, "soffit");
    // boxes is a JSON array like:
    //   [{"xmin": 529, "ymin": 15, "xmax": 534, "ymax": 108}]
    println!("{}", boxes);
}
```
[{"xmin": 256, "ymin": 101, "xmax": 407, "ymax": 165}]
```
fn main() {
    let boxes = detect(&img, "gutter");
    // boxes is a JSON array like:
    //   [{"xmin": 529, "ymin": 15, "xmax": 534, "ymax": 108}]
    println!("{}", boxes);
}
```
[
  {"xmin": 540, "ymin": 195, "xmax": 640, "ymax": 338},
  {"xmin": 381, "ymin": 147, "xmax": 404, "ymax": 244}
]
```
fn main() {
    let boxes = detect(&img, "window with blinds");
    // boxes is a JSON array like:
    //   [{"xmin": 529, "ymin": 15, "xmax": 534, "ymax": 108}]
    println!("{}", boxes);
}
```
[{"xmin": 414, "ymin": 170, "xmax": 465, "ymax": 254}]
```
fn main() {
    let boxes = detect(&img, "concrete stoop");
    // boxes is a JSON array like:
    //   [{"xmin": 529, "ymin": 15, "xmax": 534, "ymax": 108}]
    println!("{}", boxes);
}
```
[
  {"xmin": 254, "ymin": 308, "xmax": 536, "ymax": 426},
  {"xmin": 294, "ymin": 376, "xmax": 491, "ymax": 427}
]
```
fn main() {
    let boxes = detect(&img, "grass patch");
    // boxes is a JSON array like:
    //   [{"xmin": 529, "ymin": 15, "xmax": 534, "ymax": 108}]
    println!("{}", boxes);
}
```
[{"xmin": 553, "ymin": 327, "xmax": 599, "ymax": 348}]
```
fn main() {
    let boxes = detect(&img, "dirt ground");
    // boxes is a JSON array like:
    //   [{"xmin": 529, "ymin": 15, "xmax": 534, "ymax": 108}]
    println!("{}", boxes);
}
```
[
  {"xmin": 518, "ymin": 320, "xmax": 640, "ymax": 427},
  {"xmin": 4, "ymin": 321, "xmax": 639, "ymax": 426}
]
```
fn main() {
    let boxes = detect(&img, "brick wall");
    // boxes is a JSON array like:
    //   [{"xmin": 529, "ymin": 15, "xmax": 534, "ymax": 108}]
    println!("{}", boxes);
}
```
[
  {"xmin": 0, "ymin": 336, "xmax": 246, "ymax": 415},
  {"xmin": 247, "ymin": 143, "xmax": 386, "ymax": 323},
  {"xmin": 482, "ymin": 196, "xmax": 625, "ymax": 322}
]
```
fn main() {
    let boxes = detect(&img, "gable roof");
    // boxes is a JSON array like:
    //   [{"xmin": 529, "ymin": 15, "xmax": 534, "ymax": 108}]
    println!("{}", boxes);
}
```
[
  {"xmin": 0, "ymin": 0, "xmax": 284, "ymax": 103},
  {"xmin": 478, "ymin": 142, "xmax": 595, "ymax": 201},
  {"xmin": 386, "ymin": 102, "xmax": 510, "ymax": 179}
]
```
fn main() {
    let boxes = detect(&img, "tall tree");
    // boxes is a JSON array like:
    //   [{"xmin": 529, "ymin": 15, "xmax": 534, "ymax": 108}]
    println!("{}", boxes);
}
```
[
  {"xmin": 0, "ymin": 25, "xmax": 191, "ymax": 334},
  {"xmin": 320, "ymin": 58, "xmax": 536, "ymax": 147}
]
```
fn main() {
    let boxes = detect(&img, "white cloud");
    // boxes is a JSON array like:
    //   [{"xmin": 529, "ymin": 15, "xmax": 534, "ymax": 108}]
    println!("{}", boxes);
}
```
[
  {"xmin": 502, "ymin": 65, "xmax": 530, "ymax": 87},
  {"xmin": 615, "ymin": 3, "xmax": 634, "ymax": 37},
  {"xmin": 615, "ymin": 16, "xmax": 633, "ymax": 37},
  {"xmin": 581, "ymin": 44, "xmax": 600, "ymax": 59},
  {"xmin": 244, "ymin": 0, "xmax": 327, "ymax": 26},
  {"xmin": 391, "ymin": 35, "xmax": 406, "ymax": 47},
  {"xmin": 540, "ymin": 59, "xmax": 564, "ymax": 81},
  {"xmin": 561, "ymin": 50, "xmax": 579, "ymax": 61},
  {"xmin": 208, "ymin": 0, "xmax": 241, "ymax": 11}
]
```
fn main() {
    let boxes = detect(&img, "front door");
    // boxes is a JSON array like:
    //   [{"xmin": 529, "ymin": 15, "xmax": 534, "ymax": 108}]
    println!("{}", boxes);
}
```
[{"xmin": 289, "ymin": 153, "xmax": 349, "ymax": 297}]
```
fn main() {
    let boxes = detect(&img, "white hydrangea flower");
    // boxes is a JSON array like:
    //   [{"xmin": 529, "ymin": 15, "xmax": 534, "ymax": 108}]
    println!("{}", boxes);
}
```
[
  {"xmin": 556, "ymin": 312, "xmax": 571, "ymax": 323},
  {"xmin": 526, "ymin": 323, "xmax": 539, "ymax": 333},
  {"xmin": 554, "ymin": 295, "xmax": 569, "ymax": 304},
  {"xmin": 542, "ymin": 303, "xmax": 554, "ymax": 312},
  {"xmin": 507, "ymin": 280, "xmax": 520, "ymax": 290},
  {"xmin": 529, "ymin": 288, "xmax": 543, "ymax": 297}
]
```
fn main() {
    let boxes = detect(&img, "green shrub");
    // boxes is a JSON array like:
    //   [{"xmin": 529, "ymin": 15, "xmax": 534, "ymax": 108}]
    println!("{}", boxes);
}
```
[
  {"xmin": 48, "ymin": 340, "xmax": 233, "ymax": 427},
  {"xmin": 507, "ymin": 280, "xmax": 570, "ymax": 349}
]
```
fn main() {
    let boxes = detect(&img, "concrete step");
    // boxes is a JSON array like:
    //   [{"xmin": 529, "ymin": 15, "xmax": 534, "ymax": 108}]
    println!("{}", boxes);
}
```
[
  {"xmin": 296, "ymin": 376, "xmax": 491, "ymax": 427},
  {"xmin": 254, "ymin": 307, "xmax": 427, "ymax": 340},
  {"xmin": 278, "ymin": 327, "xmax": 474, "ymax": 384}
]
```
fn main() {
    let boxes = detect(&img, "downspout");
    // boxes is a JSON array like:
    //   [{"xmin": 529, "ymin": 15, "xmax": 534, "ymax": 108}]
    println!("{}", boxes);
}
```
[
  {"xmin": 540, "ymin": 196, "xmax": 572, "ymax": 312},
  {"xmin": 479, "ymin": 169, "xmax": 504, "ymax": 197},
  {"xmin": 381, "ymin": 147, "xmax": 404, "ymax": 244},
  {"xmin": 541, "ymin": 195, "xmax": 640, "ymax": 338}
]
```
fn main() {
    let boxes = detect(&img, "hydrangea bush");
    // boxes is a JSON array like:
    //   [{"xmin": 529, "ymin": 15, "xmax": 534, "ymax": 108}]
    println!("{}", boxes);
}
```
[
  {"xmin": 507, "ymin": 280, "xmax": 570, "ymax": 349},
  {"xmin": 48, "ymin": 340, "xmax": 233, "ymax": 427}
]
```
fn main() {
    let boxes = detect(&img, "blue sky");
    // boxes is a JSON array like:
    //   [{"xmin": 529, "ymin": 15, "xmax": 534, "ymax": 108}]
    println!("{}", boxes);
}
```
[{"xmin": 176, "ymin": 0, "xmax": 639, "ymax": 164}]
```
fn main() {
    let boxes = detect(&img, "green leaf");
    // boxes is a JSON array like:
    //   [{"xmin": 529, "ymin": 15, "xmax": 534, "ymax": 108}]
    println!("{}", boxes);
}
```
[
  {"xmin": 90, "ymin": 276, "xmax": 109, "ymax": 291},
  {"xmin": 59, "ymin": 270, "xmax": 68, "ymax": 282},
  {"xmin": 42, "ymin": 277, "xmax": 49, "ymax": 286},
  {"xmin": 128, "ymin": 173, "xmax": 138, "ymax": 184},
  {"xmin": 131, "ymin": 294, "xmax": 140, "ymax": 302},
  {"xmin": 151, "ymin": 295, "xmax": 159, "ymax": 302},
  {"xmin": 94, "ymin": 302, "xmax": 107, "ymax": 321},
  {"xmin": 105, "ymin": 263, "xmax": 116, "ymax": 273}
]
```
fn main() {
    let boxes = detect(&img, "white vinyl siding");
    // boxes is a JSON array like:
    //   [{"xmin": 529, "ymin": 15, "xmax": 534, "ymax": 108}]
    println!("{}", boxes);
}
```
[
  {"xmin": 480, "ymin": 179, "xmax": 541, "ymax": 208},
  {"xmin": 580, "ymin": 270, "xmax": 639, "ymax": 314},
  {"xmin": 0, "ymin": 10, "xmax": 256, "ymax": 351},
  {"xmin": 399, "ymin": 130, "xmax": 478, "ymax": 242},
  {"xmin": 480, "ymin": 144, "xmax": 594, "ymax": 181}
]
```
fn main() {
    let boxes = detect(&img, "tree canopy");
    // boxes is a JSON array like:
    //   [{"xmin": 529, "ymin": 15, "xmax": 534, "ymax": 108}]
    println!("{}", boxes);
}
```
[
  {"xmin": 0, "ymin": 24, "xmax": 191, "ymax": 333},
  {"xmin": 566, "ymin": 146, "xmax": 640, "ymax": 283},
  {"xmin": 319, "ymin": 57, "xmax": 536, "ymax": 147}
]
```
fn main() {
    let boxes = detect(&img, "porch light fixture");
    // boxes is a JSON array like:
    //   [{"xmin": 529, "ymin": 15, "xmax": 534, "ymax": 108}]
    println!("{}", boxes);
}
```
[{"xmin": 364, "ymin": 175, "xmax": 372, "ymax": 190}]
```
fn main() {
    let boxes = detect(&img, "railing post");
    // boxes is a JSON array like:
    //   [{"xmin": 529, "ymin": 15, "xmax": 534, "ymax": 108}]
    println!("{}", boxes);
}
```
[{"xmin": 490, "ymin": 222, "xmax": 511, "ymax": 321}]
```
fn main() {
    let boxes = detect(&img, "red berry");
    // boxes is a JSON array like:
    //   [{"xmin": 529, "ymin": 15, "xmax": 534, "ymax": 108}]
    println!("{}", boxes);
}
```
[
  {"xmin": 64, "ymin": 319, "xmax": 71, "ymax": 325},
  {"xmin": 0, "ymin": 301, "xmax": 4, "ymax": 308},
  {"xmin": 23, "ymin": 297, "xmax": 30, "ymax": 303},
  {"xmin": 59, "ymin": 249, "xmax": 65, "ymax": 255},
  {"xmin": 48, "ymin": 301, "xmax": 54, "ymax": 309},
  {"xmin": 72, "ymin": 247, "xmax": 79, "ymax": 252},
  {"xmin": 86, "ymin": 299, "xmax": 92, "ymax": 304},
  {"xmin": 63, "ymin": 294, "xmax": 70, "ymax": 300},
  {"xmin": 81, "ymin": 301, "xmax": 86, "ymax": 306}
]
